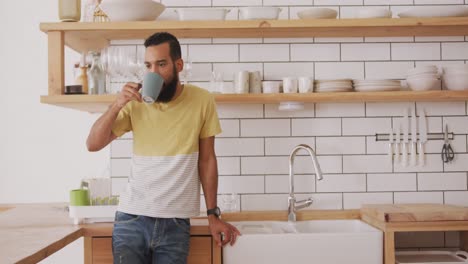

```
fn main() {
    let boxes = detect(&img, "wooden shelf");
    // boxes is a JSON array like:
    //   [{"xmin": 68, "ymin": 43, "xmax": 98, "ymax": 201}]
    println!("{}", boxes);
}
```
[
  {"xmin": 41, "ymin": 90, "xmax": 468, "ymax": 113},
  {"xmin": 40, "ymin": 17, "xmax": 468, "ymax": 53}
]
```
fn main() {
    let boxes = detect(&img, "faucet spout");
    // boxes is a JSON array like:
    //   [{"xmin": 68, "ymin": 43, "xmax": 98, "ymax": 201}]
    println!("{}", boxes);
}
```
[{"xmin": 288, "ymin": 144, "xmax": 323, "ymax": 222}]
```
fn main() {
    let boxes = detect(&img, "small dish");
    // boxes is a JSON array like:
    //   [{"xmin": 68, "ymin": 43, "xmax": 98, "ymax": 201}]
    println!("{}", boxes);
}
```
[
  {"xmin": 175, "ymin": 8, "xmax": 230, "ymax": 21},
  {"xmin": 398, "ymin": 6, "xmax": 468, "ymax": 18}
]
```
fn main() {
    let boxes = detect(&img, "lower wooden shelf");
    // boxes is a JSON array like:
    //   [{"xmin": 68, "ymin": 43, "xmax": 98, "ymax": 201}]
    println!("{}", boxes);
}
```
[{"xmin": 40, "ymin": 90, "xmax": 468, "ymax": 113}]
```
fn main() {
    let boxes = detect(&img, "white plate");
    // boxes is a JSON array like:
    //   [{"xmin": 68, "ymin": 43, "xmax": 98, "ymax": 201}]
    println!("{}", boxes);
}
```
[
  {"xmin": 398, "ymin": 6, "xmax": 468, "ymax": 18},
  {"xmin": 355, "ymin": 86, "xmax": 401, "ymax": 92}
]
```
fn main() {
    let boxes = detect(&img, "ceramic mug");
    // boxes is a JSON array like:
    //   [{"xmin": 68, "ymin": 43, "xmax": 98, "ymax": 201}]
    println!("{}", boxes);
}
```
[
  {"xmin": 69, "ymin": 189, "xmax": 90, "ymax": 206},
  {"xmin": 234, "ymin": 71, "xmax": 250, "ymax": 94},
  {"xmin": 249, "ymin": 71, "xmax": 262, "ymax": 94},
  {"xmin": 298, "ymin": 77, "xmax": 313, "ymax": 93},
  {"xmin": 283, "ymin": 77, "xmax": 298, "ymax": 93},
  {"xmin": 142, "ymin": 72, "xmax": 164, "ymax": 103}
]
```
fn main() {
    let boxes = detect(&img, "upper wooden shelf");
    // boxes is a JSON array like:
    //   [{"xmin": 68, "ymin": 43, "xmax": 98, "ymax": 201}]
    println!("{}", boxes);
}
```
[
  {"xmin": 40, "ymin": 90, "xmax": 468, "ymax": 113},
  {"xmin": 40, "ymin": 17, "xmax": 468, "ymax": 53}
]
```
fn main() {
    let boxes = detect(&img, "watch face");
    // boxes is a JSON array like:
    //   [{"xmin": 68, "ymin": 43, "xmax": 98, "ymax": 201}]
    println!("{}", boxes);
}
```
[{"xmin": 208, "ymin": 207, "xmax": 221, "ymax": 217}]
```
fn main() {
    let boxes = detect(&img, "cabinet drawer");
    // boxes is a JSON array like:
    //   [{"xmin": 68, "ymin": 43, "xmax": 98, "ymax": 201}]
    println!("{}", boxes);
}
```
[{"xmin": 88, "ymin": 236, "xmax": 212, "ymax": 264}]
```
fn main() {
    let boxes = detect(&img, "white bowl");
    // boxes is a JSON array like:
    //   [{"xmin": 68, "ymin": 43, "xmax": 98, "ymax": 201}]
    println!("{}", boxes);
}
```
[
  {"xmin": 175, "ymin": 8, "xmax": 230, "ymax": 21},
  {"xmin": 407, "ymin": 65, "xmax": 438, "ymax": 75},
  {"xmin": 262, "ymin": 81, "xmax": 281, "ymax": 93},
  {"xmin": 406, "ymin": 77, "xmax": 440, "ymax": 91},
  {"xmin": 443, "ymin": 64, "xmax": 468, "ymax": 74},
  {"xmin": 297, "ymin": 8, "xmax": 337, "ymax": 19},
  {"xmin": 443, "ymin": 74, "xmax": 468, "ymax": 91},
  {"xmin": 407, "ymin": 73, "xmax": 440, "ymax": 79},
  {"xmin": 100, "ymin": 0, "xmax": 165, "ymax": 21},
  {"xmin": 239, "ymin": 7, "xmax": 281, "ymax": 20},
  {"xmin": 356, "ymin": 7, "xmax": 392, "ymax": 18}
]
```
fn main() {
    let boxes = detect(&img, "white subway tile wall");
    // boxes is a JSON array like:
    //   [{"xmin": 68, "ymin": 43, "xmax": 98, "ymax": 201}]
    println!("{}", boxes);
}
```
[{"xmin": 109, "ymin": 1, "xmax": 468, "ymax": 249}]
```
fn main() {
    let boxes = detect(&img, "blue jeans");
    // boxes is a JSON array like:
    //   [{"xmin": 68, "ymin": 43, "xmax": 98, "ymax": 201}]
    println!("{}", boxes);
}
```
[{"xmin": 112, "ymin": 211, "xmax": 191, "ymax": 264}]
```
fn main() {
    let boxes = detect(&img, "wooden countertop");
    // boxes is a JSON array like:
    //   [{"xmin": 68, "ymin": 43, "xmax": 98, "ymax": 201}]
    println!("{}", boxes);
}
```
[{"xmin": 0, "ymin": 204, "xmax": 211, "ymax": 264}]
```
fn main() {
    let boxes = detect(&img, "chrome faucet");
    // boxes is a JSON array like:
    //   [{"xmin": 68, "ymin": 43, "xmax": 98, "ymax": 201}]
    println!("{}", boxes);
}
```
[{"xmin": 288, "ymin": 144, "xmax": 323, "ymax": 222}]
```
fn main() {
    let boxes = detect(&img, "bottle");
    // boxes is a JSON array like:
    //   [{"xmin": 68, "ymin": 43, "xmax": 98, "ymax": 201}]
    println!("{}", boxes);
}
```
[
  {"xmin": 75, "ymin": 52, "xmax": 89, "ymax": 94},
  {"xmin": 58, "ymin": 0, "xmax": 81, "ymax": 22},
  {"xmin": 87, "ymin": 52, "xmax": 106, "ymax": 94}
]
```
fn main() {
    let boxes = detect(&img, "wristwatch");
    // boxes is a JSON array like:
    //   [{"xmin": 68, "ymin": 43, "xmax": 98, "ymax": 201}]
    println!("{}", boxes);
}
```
[{"xmin": 207, "ymin": 206, "xmax": 221, "ymax": 218}]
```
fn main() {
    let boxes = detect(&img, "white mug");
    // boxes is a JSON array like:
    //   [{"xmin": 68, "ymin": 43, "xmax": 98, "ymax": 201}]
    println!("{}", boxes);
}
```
[
  {"xmin": 249, "ymin": 71, "xmax": 262, "ymax": 94},
  {"xmin": 298, "ymin": 77, "xmax": 313, "ymax": 93},
  {"xmin": 283, "ymin": 77, "xmax": 298, "ymax": 93},
  {"xmin": 234, "ymin": 71, "xmax": 249, "ymax": 94}
]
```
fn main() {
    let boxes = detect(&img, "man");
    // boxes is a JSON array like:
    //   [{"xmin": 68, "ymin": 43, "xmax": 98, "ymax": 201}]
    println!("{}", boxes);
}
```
[{"xmin": 86, "ymin": 32, "xmax": 240, "ymax": 264}]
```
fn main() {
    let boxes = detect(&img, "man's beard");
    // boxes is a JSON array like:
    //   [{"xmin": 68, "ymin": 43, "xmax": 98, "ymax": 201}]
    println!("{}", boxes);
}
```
[{"xmin": 156, "ymin": 66, "xmax": 179, "ymax": 103}]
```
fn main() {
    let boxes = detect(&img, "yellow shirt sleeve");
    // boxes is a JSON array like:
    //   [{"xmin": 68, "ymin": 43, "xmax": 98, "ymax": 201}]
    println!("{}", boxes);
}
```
[
  {"xmin": 199, "ymin": 95, "xmax": 222, "ymax": 139},
  {"xmin": 111, "ymin": 103, "xmax": 132, "ymax": 137}
]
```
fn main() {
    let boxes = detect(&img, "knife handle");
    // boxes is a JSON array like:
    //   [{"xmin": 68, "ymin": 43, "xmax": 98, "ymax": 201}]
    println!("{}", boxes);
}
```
[
  {"xmin": 394, "ymin": 142, "xmax": 400, "ymax": 163},
  {"xmin": 411, "ymin": 142, "xmax": 417, "ymax": 166},
  {"xmin": 418, "ymin": 142, "xmax": 425, "ymax": 166},
  {"xmin": 402, "ymin": 143, "xmax": 408, "ymax": 167},
  {"xmin": 388, "ymin": 142, "xmax": 393, "ymax": 161}
]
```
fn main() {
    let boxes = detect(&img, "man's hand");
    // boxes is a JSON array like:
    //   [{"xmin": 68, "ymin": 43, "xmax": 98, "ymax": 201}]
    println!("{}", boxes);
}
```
[
  {"xmin": 208, "ymin": 216, "xmax": 241, "ymax": 247},
  {"xmin": 115, "ymin": 82, "xmax": 142, "ymax": 108}
]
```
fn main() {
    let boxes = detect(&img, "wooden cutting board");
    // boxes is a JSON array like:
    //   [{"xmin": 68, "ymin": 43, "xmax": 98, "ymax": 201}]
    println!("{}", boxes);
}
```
[{"xmin": 361, "ymin": 204, "xmax": 468, "ymax": 222}]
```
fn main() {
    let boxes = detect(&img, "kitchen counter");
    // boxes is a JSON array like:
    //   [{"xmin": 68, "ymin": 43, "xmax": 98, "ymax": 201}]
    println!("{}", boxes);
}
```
[
  {"xmin": 4, "ymin": 203, "xmax": 467, "ymax": 264},
  {"xmin": 0, "ymin": 203, "xmax": 359, "ymax": 264},
  {"xmin": 0, "ymin": 204, "xmax": 211, "ymax": 264}
]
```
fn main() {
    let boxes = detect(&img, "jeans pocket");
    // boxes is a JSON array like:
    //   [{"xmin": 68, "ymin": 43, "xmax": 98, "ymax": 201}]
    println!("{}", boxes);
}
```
[
  {"xmin": 114, "ymin": 211, "xmax": 140, "ymax": 224},
  {"xmin": 172, "ymin": 218, "xmax": 190, "ymax": 232}
]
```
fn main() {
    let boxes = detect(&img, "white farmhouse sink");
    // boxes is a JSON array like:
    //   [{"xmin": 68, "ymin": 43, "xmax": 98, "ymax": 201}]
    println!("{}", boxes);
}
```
[{"xmin": 223, "ymin": 220, "xmax": 383, "ymax": 264}]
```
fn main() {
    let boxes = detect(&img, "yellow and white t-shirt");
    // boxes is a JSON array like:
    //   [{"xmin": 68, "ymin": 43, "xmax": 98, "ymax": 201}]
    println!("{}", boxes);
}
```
[{"xmin": 112, "ymin": 84, "xmax": 221, "ymax": 218}]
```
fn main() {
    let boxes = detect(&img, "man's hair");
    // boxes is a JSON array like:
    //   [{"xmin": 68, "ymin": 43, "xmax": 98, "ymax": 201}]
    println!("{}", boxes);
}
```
[{"xmin": 144, "ymin": 32, "xmax": 182, "ymax": 61}]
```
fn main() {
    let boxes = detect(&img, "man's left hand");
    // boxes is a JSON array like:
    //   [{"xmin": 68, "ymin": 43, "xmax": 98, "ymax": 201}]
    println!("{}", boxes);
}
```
[{"xmin": 208, "ymin": 216, "xmax": 241, "ymax": 247}]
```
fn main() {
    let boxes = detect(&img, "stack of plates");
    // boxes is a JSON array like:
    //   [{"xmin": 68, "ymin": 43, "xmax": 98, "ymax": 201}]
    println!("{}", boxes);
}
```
[
  {"xmin": 353, "ymin": 79, "xmax": 402, "ymax": 92},
  {"xmin": 314, "ymin": 79, "xmax": 353, "ymax": 92}
]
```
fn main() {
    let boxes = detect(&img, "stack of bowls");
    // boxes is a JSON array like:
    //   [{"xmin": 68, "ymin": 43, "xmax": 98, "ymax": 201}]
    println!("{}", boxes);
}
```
[
  {"xmin": 406, "ymin": 65, "xmax": 440, "ymax": 91},
  {"xmin": 442, "ymin": 65, "xmax": 468, "ymax": 91}
]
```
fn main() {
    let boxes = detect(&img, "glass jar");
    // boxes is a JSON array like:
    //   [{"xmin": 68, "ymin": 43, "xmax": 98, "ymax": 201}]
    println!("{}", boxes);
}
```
[
  {"xmin": 58, "ymin": 0, "xmax": 81, "ymax": 22},
  {"xmin": 87, "ymin": 52, "xmax": 106, "ymax": 94}
]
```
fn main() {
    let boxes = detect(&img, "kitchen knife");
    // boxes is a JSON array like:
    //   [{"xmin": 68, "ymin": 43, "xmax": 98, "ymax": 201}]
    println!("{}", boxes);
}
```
[
  {"xmin": 388, "ymin": 126, "xmax": 394, "ymax": 162},
  {"xmin": 410, "ymin": 108, "xmax": 417, "ymax": 166},
  {"xmin": 402, "ymin": 109, "xmax": 409, "ymax": 167},
  {"xmin": 418, "ymin": 109, "xmax": 427, "ymax": 166},
  {"xmin": 395, "ymin": 122, "xmax": 401, "ymax": 164}
]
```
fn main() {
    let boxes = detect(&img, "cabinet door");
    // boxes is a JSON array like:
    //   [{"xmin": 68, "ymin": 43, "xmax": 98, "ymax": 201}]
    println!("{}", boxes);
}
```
[
  {"xmin": 187, "ymin": 236, "xmax": 212, "ymax": 264},
  {"xmin": 91, "ymin": 238, "xmax": 112, "ymax": 264},
  {"xmin": 88, "ymin": 236, "xmax": 213, "ymax": 264}
]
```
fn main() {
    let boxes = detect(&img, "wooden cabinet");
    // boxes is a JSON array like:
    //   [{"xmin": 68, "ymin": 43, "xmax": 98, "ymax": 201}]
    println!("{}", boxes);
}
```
[
  {"xmin": 39, "ymin": 18, "xmax": 468, "ymax": 113},
  {"xmin": 85, "ymin": 235, "xmax": 221, "ymax": 264}
]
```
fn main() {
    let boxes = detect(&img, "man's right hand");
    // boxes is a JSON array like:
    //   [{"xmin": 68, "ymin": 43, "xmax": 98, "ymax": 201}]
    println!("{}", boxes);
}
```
[{"xmin": 114, "ymin": 82, "xmax": 142, "ymax": 109}]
